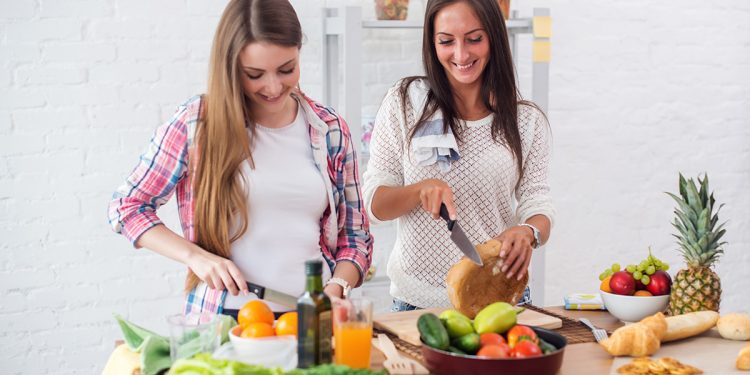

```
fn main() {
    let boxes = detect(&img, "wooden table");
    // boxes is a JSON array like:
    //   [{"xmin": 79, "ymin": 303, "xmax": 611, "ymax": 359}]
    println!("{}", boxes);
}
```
[{"xmin": 370, "ymin": 306, "xmax": 624, "ymax": 374}]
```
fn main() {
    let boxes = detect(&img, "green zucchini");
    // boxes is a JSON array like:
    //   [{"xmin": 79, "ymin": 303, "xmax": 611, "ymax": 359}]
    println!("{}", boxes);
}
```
[{"xmin": 417, "ymin": 313, "xmax": 450, "ymax": 350}]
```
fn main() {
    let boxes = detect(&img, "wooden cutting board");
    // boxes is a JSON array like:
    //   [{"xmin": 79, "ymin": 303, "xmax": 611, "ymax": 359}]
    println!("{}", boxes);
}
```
[
  {"xmin": 373, "ymin": 307, "xmax": 563, "ymax": 347},
  {"xmin": 609, "ymin": 329, "xmax": 748, "ymax": 374}
]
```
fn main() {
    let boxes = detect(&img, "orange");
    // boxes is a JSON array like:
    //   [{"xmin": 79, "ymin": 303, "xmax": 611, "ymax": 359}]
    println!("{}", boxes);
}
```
[
  {"xmin": 275, "ymin": 312, "xmax": 298, "ymax": 337},
  {"xmin": 241, "ymin": 322, "xmax": 275, "ymax": 338},
  {"xmin": 634, "ymin": 290, "xmax": 653, "ymax": 297},
  {"xmin": 600, "ymin": 276, "xmax": 612, "ymax": 293},
  {"xmin": 238, "ymin": 300, "xmax": 274, "ymax": 328}
]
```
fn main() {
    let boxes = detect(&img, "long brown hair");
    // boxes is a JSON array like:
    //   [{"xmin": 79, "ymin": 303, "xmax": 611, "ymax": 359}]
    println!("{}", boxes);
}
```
[
  {"xmin": 188, "ymin": 0, "xmax": 302, "ymax": 291},
  {"xmin": 401, "ymin": 0, "xmax": 538, "ymax": 179}
]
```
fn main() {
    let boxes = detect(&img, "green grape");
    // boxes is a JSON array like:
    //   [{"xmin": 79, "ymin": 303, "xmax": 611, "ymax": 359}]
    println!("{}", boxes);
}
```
[
  {"xmin": 639, "ymin": 260, "xmax": 649, "ymax": 269},
  {"xmin": 599, "ymin": 272, "xmax": 607, "ymax": 281},
  {"xmin": 661, "ymin": 263, "xmax": 670, "ymax": 271},
  {"xmin": 626, "ymin": 265, "xmax": 636, "ymax": 273},
  {"xmin": 604, "ymin": 269, "xmax": 614, "ymax": 277},
  {"xmin": 611, "ymin": 263, "xmax": 621, "ymax": 272},
  {"xmin": 633, "ymin": 270, "xmax": 643, "ymax": 280},
  {"xmin": 653, "ymin": 259, "xmax": 663, "ymax": 268},
  {"xmin": 641, "ymin": 275, "xmax": 650, "ymax": 285},
  {"xmin": 646, "ymin": 265, "xmax": 656, "ymax": 275},
  {"xmin": 637, "ymin": 264, "xmax": 646, "ymax": 272}
]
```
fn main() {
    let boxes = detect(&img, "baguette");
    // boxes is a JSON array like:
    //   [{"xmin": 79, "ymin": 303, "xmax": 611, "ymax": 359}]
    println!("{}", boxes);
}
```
[
  {"xmin": 662, "ymin": 310, "xmax": 719, "ymax": 342},
  {"xmin": 738, "ymin": 342, "xmax": 750, "ymax": 371},
  {"xmin": 718, "ymin": 313, "xmax": 750, "ymax": 341}
]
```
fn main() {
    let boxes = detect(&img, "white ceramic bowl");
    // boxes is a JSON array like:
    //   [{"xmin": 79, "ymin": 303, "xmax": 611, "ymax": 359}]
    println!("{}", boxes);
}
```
[
  {"xmin": 600, "ymin": 291, "xmax": 670, "ymax": 322},
  {"xmin": 228, "ymin": 325, "xmax": 296, "ymax": 367}
]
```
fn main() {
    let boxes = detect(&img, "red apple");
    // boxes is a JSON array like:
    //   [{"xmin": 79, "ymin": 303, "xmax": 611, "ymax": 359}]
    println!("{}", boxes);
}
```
[
  {"xmin": 609, "ymin": 271, "xmax": 636, "ymax": 295},
  {"xmin": 646, "ymin": 270, "xmax": 672, "ymax": 296}
]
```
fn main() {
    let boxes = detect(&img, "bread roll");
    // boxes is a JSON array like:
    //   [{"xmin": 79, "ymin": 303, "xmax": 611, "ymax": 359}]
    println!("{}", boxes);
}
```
[
  {"xmin": 600, "ymin": 322, "xmax": 660, "ymax": 357},
  {"xmin": 663, "ymin": 311, "xmax": 719, "ymax": 342},
  {"xmin": 446, "ymin": 239, "xmax": 528, "ymax": 319},
  {"xmin": 718, "ymin": 313, "xmax": 750, "ymax": 341},
  {"xmin": 738, "ymin": 342, "xmax": 750, "ymax": 370}
]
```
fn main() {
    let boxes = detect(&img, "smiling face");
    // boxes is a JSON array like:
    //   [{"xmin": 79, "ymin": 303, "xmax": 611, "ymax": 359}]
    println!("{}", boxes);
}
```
[
  {"xmin": 433, "ymin": 1, "xmax": 490, "ymax": 90},
  {"xmin": 239, "ymin": 41, "xmax": 301, "ymax": 122}
]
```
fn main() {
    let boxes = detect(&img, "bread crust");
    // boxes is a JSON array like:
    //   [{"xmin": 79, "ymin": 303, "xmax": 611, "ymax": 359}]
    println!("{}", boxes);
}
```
[
  {"xmin": 662, "ymin": 311, "xmax": 719, "ymax": 342},
  {"xmin": 446, "ymin": 239, "xmax": 528, "ymax": 319}
]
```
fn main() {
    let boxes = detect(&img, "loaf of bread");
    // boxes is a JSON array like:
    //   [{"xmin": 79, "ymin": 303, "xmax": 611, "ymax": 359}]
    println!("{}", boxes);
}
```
[
  {"xmin": 446, "ymin": 239, "xmax": 528, "ymax": 319},
  {"xmin": 718, "ymin": 313, "xmax": 750, "ymax": 341},
  {"xmin": 600, "ymin": 321, "xmax": 661, "ymax": 356},
  {"xmin": 738, "ymin": 342, "xmax": 750, "ymax": 370},
  {"xmin": 662, "ymin": 310, "xmax": 719, "ymax": 342}
]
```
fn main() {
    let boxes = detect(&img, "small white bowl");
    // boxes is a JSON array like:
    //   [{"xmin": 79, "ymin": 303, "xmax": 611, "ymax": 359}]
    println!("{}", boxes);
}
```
[
  {"xmin": 228, "ymin": 325, "xmax": 296, "ymax": 365},
  {"xmin": 600, "ymin": 291, "xmax": 669, "ymax": 322}
]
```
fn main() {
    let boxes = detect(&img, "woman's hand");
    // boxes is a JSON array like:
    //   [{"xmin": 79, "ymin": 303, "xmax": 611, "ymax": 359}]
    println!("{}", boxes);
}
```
[
  {"xmin": 417, "ymin": 179, "xmax": 457, "ymax": 220},
  {"xmin": 185, "ymin": 248, "xmax": 249, "ymax": 296},
  {"xmin": 495, "ymin": 225, "xmax": 535, "ymax": 281}
]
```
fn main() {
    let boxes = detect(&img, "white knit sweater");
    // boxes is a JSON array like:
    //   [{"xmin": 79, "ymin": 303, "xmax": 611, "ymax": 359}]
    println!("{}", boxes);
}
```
[{"xmin": 362, "ymin": 79, "xmax": 555, "ymax": 308}]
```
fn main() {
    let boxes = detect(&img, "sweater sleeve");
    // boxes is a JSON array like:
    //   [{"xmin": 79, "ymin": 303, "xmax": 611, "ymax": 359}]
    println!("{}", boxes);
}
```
[
  {"xmin": 515, "ymin": 105, "xmax": 555, "ymax": 227},
  {"xmin": 362, "ymin": 85, "xmax": 407, "ymax": 225},
  {"xmin": 107, "ymin": 103, "xmax": 193, "ymax": 247}
]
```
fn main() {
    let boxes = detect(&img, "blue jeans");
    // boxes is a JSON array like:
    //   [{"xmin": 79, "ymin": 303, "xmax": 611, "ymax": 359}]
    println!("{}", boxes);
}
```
[{"xmin": 390, "ymin": 286, "xmax": 532, "ymax": 312}]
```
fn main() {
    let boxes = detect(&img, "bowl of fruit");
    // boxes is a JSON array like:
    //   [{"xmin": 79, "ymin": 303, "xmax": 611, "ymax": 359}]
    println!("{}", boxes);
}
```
[
  {"xmin": 223, "ymin": 300, "xmax": 298, "ymax": 369},
  {"xmin": 418, "ymin": 302, "xmax": 566, "ymax": 375},
  {"xmin": 598, "ymin": 251, "xmax": 672, "ymax": 322}
]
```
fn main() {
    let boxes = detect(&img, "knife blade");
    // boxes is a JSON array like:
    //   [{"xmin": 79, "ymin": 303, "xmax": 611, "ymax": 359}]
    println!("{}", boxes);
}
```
[
  {"xmin": 439, "ymin": 203, "xmax": 483, "ymax": 266},
  {"xmin": 246, "ymin": 282, "xmax": 298, "ymax": 309}
]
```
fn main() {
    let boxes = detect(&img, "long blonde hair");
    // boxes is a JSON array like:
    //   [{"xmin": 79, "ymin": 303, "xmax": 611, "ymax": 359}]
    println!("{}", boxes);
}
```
[{"xmin": 188, "ymin": 0, "xmax": 303, "ymax": 291}]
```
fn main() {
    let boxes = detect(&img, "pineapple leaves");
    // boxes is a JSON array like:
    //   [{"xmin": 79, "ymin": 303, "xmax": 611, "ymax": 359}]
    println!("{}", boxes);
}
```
[
  {"xmin": 685, "ymin": 177, "xmax": 701, "ymax": 211},
  {"xmin": 668, "ymin": 173, "xmax": 727, "ymax": 269}
]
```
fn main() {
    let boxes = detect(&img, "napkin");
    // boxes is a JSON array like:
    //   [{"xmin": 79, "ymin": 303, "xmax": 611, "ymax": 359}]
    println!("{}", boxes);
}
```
[{"xmin": 564, "ymin": 293, "xmax": 606, "ymax": 310}]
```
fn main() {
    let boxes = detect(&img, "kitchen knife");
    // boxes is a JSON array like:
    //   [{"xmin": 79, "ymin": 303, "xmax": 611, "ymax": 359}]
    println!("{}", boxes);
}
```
[
  {"xmin": 439, "ymin": 203, "xmax": 483, "ymax": 266},
  {"xmin": 246, "ymin": 282, "xmax": 298, "ymax": 309}
]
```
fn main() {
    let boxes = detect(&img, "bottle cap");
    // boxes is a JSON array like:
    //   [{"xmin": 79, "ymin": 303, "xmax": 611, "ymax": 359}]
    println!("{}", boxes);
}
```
[{"xmin": 305, "ymin": 259, "xmax": 323, "ymax": 276}]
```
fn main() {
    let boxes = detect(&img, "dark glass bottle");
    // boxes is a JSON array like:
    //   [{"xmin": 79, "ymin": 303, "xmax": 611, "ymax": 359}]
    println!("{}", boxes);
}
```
[{"xmin": 297, "ymin": 260, "xmax": 332, "ymax": 368}]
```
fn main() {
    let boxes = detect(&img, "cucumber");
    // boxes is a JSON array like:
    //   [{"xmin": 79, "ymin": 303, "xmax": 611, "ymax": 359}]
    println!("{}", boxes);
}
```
[
  {"xmin": 417, "ymin": 313, "xmax": 450, "ymax": 350},
  {"xmin": 451, "ymin": 333, "xmax": 480, "ymax": 355},
  {"xmin": 538, "ymin": 338, "xmax": 557, "ymax": 354},
  {"xmin": 447, "ymin": 345, "xmax": 467, "ymax": 355}
]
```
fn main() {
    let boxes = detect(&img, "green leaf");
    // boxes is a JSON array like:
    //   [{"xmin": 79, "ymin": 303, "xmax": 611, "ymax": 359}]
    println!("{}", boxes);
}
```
[
  {"xmin": 678, "ymin": 173, "xmax": 688, "ymax": 200},
  {"xmin": 685, "ymin": 177, "xmax": 702, "ymax": 211}
]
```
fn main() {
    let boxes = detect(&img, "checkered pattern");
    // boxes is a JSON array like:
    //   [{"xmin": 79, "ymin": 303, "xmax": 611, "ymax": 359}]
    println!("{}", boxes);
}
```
[{"xmin": 109, "ymin": 93, "xmax": 373, "ymax": 314}]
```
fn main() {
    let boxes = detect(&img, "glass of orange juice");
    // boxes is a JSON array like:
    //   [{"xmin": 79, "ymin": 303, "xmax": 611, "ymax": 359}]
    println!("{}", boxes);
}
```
[{"xmin": 333, "ymin": 298, "xmax": 373, "ymax": 369}]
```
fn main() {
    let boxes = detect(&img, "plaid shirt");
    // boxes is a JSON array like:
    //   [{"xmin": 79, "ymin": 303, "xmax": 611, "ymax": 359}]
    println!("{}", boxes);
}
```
[{"xmin": 108, "ymin": 93, "xmax": 373, "ymax": 314}]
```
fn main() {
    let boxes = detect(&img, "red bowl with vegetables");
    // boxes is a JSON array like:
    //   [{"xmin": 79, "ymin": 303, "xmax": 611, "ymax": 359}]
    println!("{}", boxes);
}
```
[{"xmin": 420, "ymin": 327, "xmax": 567, "ymax": 375}]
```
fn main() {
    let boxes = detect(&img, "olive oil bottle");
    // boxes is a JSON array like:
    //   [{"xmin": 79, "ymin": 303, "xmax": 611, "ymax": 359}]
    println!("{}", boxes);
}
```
[{"xmin": 297, "ymin": 260, "xmax": 332, "ymax": 368}]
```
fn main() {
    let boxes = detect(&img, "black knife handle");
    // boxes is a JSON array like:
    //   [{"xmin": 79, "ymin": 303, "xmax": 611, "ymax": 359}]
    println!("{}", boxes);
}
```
[
  {"xmin": 439, "ymin": 203, "xmax": 455, "ymax": 231},
  {"xmin": 246, "ymin": 282, "xmax": 265, "ymax": 298}
]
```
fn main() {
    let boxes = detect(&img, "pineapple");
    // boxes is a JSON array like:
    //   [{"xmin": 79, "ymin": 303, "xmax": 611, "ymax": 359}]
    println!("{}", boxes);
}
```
[{"xmin": 666, "ymin": 173, "xmax": 726, "ymax": 315}]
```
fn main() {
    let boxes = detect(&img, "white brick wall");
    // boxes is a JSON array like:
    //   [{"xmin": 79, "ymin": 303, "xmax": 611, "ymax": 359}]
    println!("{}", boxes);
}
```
[{"xmin": 1, "ymin": 0, "xmax": 748, "ymax": 373}]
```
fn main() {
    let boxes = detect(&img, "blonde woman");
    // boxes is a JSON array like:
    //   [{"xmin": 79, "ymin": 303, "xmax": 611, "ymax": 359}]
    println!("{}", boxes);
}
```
[{"xmin": 108, "ymin": 0, "xmax": 372, "ymax": 318}]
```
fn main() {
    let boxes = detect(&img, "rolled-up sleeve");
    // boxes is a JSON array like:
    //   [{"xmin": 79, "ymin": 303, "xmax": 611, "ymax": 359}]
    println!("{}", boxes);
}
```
[
  {"xmin": 515, "ymin": 106, "xmax": 555, "ymax": 227},
  {"xmin": 108, "ymin": 108, "xmax": 190, "ymax": 247}
]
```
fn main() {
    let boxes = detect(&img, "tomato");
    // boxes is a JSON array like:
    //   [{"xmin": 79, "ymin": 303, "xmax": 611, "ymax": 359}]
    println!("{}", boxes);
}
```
[
  {"xmin": 479, "ymin": 332, "xmax": 507, "ymax": 347},
  {"xmin": 506, "ymin": 325, "xmax": 538, "ymax": 348},
  {"xmin": 476, "ymin": 343, "xmax": 511, "ymax": 358},
  {"xmin": 510, "ymin": 340, "xmax": 542, "ymax": 358}
]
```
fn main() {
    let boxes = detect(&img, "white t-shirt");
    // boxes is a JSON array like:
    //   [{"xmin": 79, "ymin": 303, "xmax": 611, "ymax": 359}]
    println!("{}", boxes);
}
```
[{"xmin": 224, "ymin": 104, "xmax": 329, "ymax": 311}]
